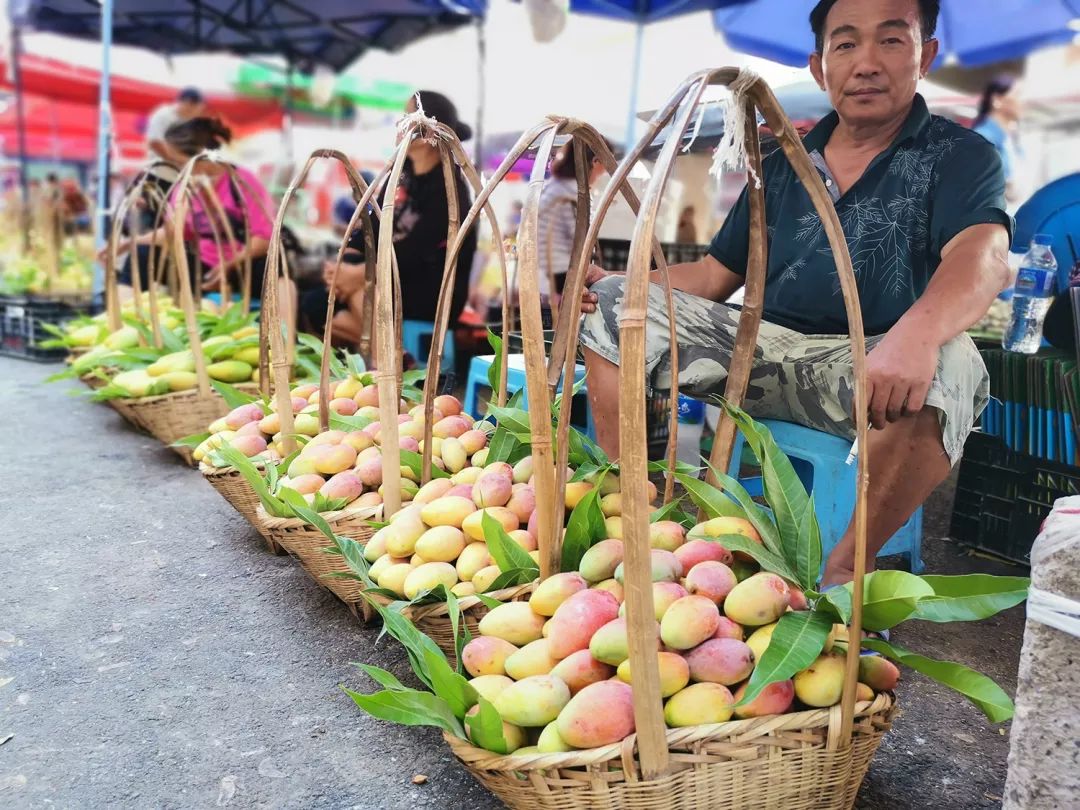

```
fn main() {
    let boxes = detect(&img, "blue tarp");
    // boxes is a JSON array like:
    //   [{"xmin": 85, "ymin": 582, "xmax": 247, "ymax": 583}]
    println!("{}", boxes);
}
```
[
  {"xmin": 714, "ymin": 0, "xmax": 1080, "ymax": 68},
  {"xmin": 1014, "ymin": 174, "xmax": 1080, "ymax": 288},
  {"xmin": 15, "ymin": 0, "xmax": 486, "ymax": 71},
  {"xmin": 567, "ymin": 0, "xmax": 745, "ymax": 24}
]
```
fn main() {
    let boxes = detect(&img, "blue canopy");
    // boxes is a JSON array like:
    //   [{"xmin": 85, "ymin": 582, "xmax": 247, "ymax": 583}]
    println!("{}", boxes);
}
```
[
  {"xmin": 568, "ymin": 0, "xmax": 746, "ymax": 24},
  {"xmin": 714, "ymin": 0, "xmax": 1080, "ymax": 68},
  {"xmin": 16, "ymin": 0, "xmax": 487, "ymax": 71},
  {"xmin": 1014, "ymin": 173, "xmax": 1080, "ymax": 288}
]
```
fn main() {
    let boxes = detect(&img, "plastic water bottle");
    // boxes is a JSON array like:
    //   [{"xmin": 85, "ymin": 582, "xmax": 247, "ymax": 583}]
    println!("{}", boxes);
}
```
[
  {"xmin": 1003, "ymin": 234, "xmax": 1058, "ymax": 354},
  {"xmin": 676, "ymin": 394, "xmax": 705, "ymax": 467}
]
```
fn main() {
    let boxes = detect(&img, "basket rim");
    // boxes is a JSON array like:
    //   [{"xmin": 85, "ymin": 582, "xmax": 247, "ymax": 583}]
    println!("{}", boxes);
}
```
[
  {"xmin": 255, "ymin": 502, "xmax": 382, "ymax": 528},
  {"xmin": 199, "ymin": 459, "xmax": 267, "ymax": 478},
  {"xmin": 400, "ymin": 581, "xmax": 536, "ymax": 618},
  {"xmin": 443, "ymin": 692, "xmax": 894, "ymax": 770},
  {"xmin": 113, "ymin": 387, "xmax": 220, "ymax": 409}
]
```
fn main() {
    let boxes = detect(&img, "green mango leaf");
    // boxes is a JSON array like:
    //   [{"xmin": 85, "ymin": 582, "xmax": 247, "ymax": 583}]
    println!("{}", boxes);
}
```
[
  {"xmin": 362, "ymin": 597, "xmax": 446, "ymax": 692},
  {"xmin": 172, "ymin": 431, "xmax": 211, "ymax": 449},
  {"xmin": 159, "ymin": 325, "xmax": 185, "ymax": 353},
  {"xmin": 400, "ymin": 449, "xmax": 451, "ymax": 480},
  {"xmin": 483, "ymin": 513, "xmax": 539, "ymax": 579},
  {"xmin": 561, "ymin": 479, "xmax": 608, "ymax": 573},
  {"xmin": 465, "ymin": 696, "xmax": 512, "ymax": 753},
  {"xmin": 279, "ymin": 489, "xmax": 339, "ymax": 540},
  {"xmin": 332, "ymin": 534, "xmax": 374, "ymax": 587},
  {"xmin": 704, "ymin": 465, "xmax": 785, "ymax": 557},
  {"xmin": 218, "ymin": 446, "xmax": 289, "ymax": 517},
  {"xmin": 346, "ymin": 352, "xmax": 367, "ymax": 378},
  {"xmin": 343, "ymin": 687, "xmax": 464, "ymax": 737},
  {"xmin": 474, "ymin": 593, "xmax": 504, "ymax": 609},
  {"xmin": 211, "ymin": 380, "xmax": 261, "ymax": 410},
  {"xmin": 484, "ymin": 425, "xmax": 525, "ymax": 464},
  {"xmin": 329, "ymin": 412, "xmax": 374, "ymax": 432},
  {"xmin": 910, "ymin": 575, "xmax": 1030, "ymax": 623},
  {"xmin": 706, "ymin": 533, "xmax": 801, "ymax": 584},
  {"xmin": 737, "ymin": 611, "xmax": 832, "ymax": 707},
  {"xmin": 421, "ymin": 647, "xmax": 476, "ymax": 720},
  {"xmin": 862, "ymin": 639, "xmax": 1015, "ymax": 723},
  {"xmin": 483, "ymin": 404, "xmax": 533, "ymax": 441},
  {"xmin": 402, "ymin": 368, "xmax": 427, "ymax": 389},
  {"xmin": 821, "ymin": 586, "xmax": 853, "ymax": 624},
  {"xmin": 792, "ymin": 496, "xmax": 823, "ymax": 592},
  {"xmin": 486, "ymin": 328, "xmax": 504, "ymax": 397},
  {"xmin": 650, "ymin": 497, "xmax": 694, "ymax": 528},
  {"xmin": 672, "ymin": 471, "xmax": 748, "ymax": 521},
  {"xmin": 566, "ymin": 424, "xmax": 609, "ymax": 468},
  {"xmin": 357, "ymin": 664, "xmax": 409, "ymax": 691},
  {"xmin": 846, "ymin": 571, "xmax": 936, "ymax": 632}
]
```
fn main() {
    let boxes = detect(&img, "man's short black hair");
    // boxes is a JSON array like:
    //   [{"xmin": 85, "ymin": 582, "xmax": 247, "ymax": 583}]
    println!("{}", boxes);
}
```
[{"xmin": 810, "ymin": 0, "xmax": 940, "ymax": 53}]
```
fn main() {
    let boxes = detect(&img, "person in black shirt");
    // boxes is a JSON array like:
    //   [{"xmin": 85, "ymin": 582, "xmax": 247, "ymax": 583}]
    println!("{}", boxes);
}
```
[{"xmin": 301, "ymin": 91, "xmax": 477, "ymax": 352}]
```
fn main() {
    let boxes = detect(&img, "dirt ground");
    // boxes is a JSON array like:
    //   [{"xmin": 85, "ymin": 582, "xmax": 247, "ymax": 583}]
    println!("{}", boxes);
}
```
[{"xmin": 0, "ymin": 357, "xmax": 1028, "ymax": 809}]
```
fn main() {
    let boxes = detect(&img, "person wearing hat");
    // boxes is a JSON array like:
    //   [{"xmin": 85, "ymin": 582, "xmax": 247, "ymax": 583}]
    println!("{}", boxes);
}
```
[
  {"xmin": 146, "ymin": 87, "xmax": 206, "ymax": 169},
  {"xmin": 300, "ymin": 90, "xmax": 478, "ymax": 358}
]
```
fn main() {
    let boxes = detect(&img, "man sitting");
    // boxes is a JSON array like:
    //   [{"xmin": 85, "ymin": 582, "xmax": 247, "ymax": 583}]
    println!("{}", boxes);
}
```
[{"xmin": 578, "ymin": 0, "xmax": 1012, "ymax": 586}]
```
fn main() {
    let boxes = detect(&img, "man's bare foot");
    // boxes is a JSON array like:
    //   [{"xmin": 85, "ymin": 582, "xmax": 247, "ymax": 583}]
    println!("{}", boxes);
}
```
[{"xmin": 820, "ymin": 565, "xmax": 855, "ymax": 589}]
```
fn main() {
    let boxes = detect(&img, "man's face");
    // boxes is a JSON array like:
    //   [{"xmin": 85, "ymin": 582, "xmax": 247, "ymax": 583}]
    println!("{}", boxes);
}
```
[
  {"xmin": 177, "ymin": 100, "xmax": 204, "ymax": 119},
  {"xmin": 809, "ymin": 0, "xmax": 937, "ymax": 130}
]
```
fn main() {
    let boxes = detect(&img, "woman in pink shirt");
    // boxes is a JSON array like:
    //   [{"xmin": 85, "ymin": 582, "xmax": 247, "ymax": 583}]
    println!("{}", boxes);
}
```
[{"xmin": 113, "ymin": 117, "xmax": 281, "ymax": 304}]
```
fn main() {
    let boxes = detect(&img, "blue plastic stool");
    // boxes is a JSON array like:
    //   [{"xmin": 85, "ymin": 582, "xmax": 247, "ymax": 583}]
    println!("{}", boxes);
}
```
[
  {"xmin": 464, "ymin": 354, "xmax": 596, "ymax": 440},
  {"xmin": 727, "ymin": 419, "xmax": 924, "ymax": 574},
  {"xmin": 204, "ymin": 292, "xmax": 261, "ymax": 310},
  {"xmin": 403, "ymin": 320, "xmax": 455, "ymax": 370}
]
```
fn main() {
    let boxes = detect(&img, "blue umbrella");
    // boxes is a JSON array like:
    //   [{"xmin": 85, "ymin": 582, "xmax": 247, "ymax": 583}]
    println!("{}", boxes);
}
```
[
  {"xmin": 1013, "ymin": 173, "xmax": 1080, "ymax": 289},
  {"xmin": 714, "ymin": 0, "xmax": 1080, "ymax": 68},
  {"xmin": 561, "ymin": 0, "xmax": 751, "ymax": 143}
]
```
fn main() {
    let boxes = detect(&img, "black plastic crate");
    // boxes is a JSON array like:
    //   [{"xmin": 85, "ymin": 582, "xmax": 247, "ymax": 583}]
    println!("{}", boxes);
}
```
[
  {"xmin": 0, "ymin": 295, "xmax": 79, "ymax": 362},
  {"xmin": 597, "ymin": 239, "xmax": 709, "ymax": 273},
  {"xmin": 950, "ymin": 431, "xmax": 1080, "ymax": 564}
]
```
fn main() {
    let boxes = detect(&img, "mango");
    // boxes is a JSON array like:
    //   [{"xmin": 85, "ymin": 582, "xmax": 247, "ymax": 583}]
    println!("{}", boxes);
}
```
[
  {"xmin": 508, "ymin": 529, "xmax": 537, "ymax": 552},
  {"xmin": 404, "ymin": 562, "xmax": 458, "ymax": 599},
  {"xmin": 305, "ymin": 430, "xmax": 346, "ymax": 449},
  {"xmin": 648, "ymin": 581, "xmax": 689, "ymax": 621},
  {"xmin": 593, "ymin": 578, "xmax": 624, "ymax": 603},
  {"xmin": 511, "ymin": 457, "xmax": 534, "ymax": 484},
  {"xmin": 617, "ymin": 651, "xmax": 689, "ymax": 697},
  {"xmin": 712, "ymin": 617, "xmax": 744, "ymax": 641},
  {"xmin": 664, "ymin": 682, "xmax": 735, "ymax": 727},
  {"xmin": 472, "ymin": 472, "xmax": 513, "ymax": 508},
  {"xmin": 384, "ymin": 510, "xmax": 427, "ymax": 557},
  {"xmin": 859, "ymin": 656, "xmax": 900, "ymax": 691},
  {"xmin": 494, "ymin": 675, "xmax": 571, "ymax": 727},
  {"xmin": 464, "ymin": 705, "xmax": 526, "ymax": 754},
  {"xmin": 293, "ymin": 413, "xmax": 320, "ymax": 436},
  {"xmin": 160, "ymin": 371, "xmax": 198, "ymax": 391},
  {"xmin": 418, "ymin": 495, "xmax": 474, "ymax": 529},
  {"xmin": 472, "ymin": 565, "xmax": 502, "ymax": 593},
  {"xmin": 723, "ymin": 572, "xmax": 790, "ymax": 627},
  {"xmin": 413, "ymin": 478, "xmax": 454, "ymax": 505},
  {"xmin": 549, "ymin": 649, "xmax": 614, "ymax": 695},
  {"xmin": 529, "ymin": 573, "xmax": 589, "ymax": 617},
  {"xmin": 328, "ymin": 397, "xmax": 359, "ymax": 417},
  {"xmin": 660, "ymin": 595, "xmax": 720, "ymax": 650},
  {"xmin": 354, "ymin": 384, "xmax": 379, "ymax": 407},
  {"xmin": 483, "ymin": 462, "xmax": 514, "ymax": 480},
  {"xmin": 603, "ymin": 516, "xmax": 623, "ymax": 539},
  {"xmin": 355, "ymin": 457, "xmax": 383, "ymax": 488},
  {"xmin": 649, "ymin": 521, "xmax": 686, "ymax": 552},
  {"xmin": 462, "ymin": 507, "xmax": 519, "ymax": 541},
  {"xmin": 363, "ymin": 526, "xmax": 392, "ymax": 562},
  {"xmin": 414, "ymin": 525, "xmax": 467, "ymax": 563},
  {"xmin": 451, "ymin": 582, "xmax": 476, "ymax": 597},
  {"xmin": 588, "ymin": 617, "xmax": 652, "ymax": 667},
  {"xmin": 546, "ymin": 589, "xmax": 621, "ymax": 659},
  {"xmin": 478, "ymin": 602, "xmax": 546, "ymax": 646},
  {"xmin": 505, "ymin": 639, "xmax": 559, "ymax": 680},
  {"xmin": 104, "ymin": 325, "xmax": 140, "ymax": 350},
  {"xmin": 733, "ymin": 679, "xmax": 795, "ymax": 719},
  {"xmin": 536, "ymin": 722, "xmax": 573, "ymax": 753},
  {"xmin": 355, "ymin": 491, "xmax": 383, "ymax": 509},
  {"xmin": 696, "ymin": 516, "xmax": 762, "ymax": 561},
  {"xmin": 376, "ymin": 562, "xmax": 415, "ymax": 598},
  {"xmin": 684, "ymin": 561, "xmax": 738, "ymax": 605},
  {"xmin": 556, "ymin": 680, "xmax": 635, "ymax": 748},
  {"xmin": 234, "ymin": 420, "xmax": 264, "ymax": 438},
  {"xmin": 578, "ymin": 539, "xmax": 625, "ymax": 583},
  {"xmin": 463, "ymin": 636, "xmax": 518, "ymax": 677},
  {"xmin": 564, "ymin": 481, "xmax": 594, "ymax": 510},
  {"xmin": 68, "ymin": 323, "xmax": 104, "ymax": 347},
  {"xmin": 600, "ymin": 493, "xmax": 622, "ymax": 517},
  {"xmin": 450, "ymin": 466, "xmax": 480, "ymax": 486},
  {"xmin": 613, "ymin": 549, "xmax": 681, "ymax": 585},
  {"xmin": 319, "ymin": 471, "xmax": 363, "ymax": 502},
  {"xmin": 685, "ymin": 638, "xmax": 755, "ymax": 685},
  {"xmin": 258, "ymin": 412, "xmax": 281, "ymax": 435},
  {"xmin": 745, "ymin": 623, "xmax": 778, "ymax": 661},
  {"xmin": 674, "ymin": 538, "xmax": 734, "ymax": 571},
  {"xmin": 285, "ymin": 452, "xmax": 317, "ymax": 478},
  {"xmin": 434, "ymin": 394, "xmax": 462, "ymax": 416},
  {"xmin": 206, "ymin": 359, "xmax": 253, "ymax": 383},
  {"xmin": 456, "ymin": 542, "xmax": 493, "ymax": 581},
  {"xmin": 505, "ymin": 485, "xmax": 536, "ymax": 524},
  {"xmin": 332, "ymin": 377, "xmax": 363, "ymax": 400},
  {"xmin": 855, "ymin": 683, "xmax": 875, "ymax": 703},
  {"xmin": 148, "ymin": 350, "xmax": 195, "ymax": 376},
  {"xmin": 459, "ymin": 429, "xmax": 488, "ymax": 455},
  {"xmin": 794, "ymin": 651, "xmax": 847, "ymax": 707},
  {"xmin": 232, "ymin": 345, "xmax": 261, "ymax": 366},
  {"xmin": 433, "ymin": 415, "xmax": 470, "ymax": 439},
  {"xmin": 440, "ymin": 437, "xmax": 468, "ymax": 473},
  {"xmin": 111, "ymin": 369, "xmax": 159, "ymax": 398}
]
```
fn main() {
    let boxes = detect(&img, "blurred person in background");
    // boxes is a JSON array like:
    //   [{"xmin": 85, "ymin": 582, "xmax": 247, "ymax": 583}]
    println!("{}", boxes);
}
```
[
  {"xmin": 300, "ymin": 90, "xmax": 477, "ymax": 360},
  {"xmin": 972, "ymin": 75, "xmax": 1025, "ymax": 205},
  {"xmin": 676, "ymin": 205, "xmax": 698, "ymax": 244},
  {"xmin": 108, "ymin": 118, "xmax": 292, "ymax": 319},
  {"xmin": 146, "ymin": 88, "xmax": 206, "ymax": 168},
  {"xmin": 536, "ymin": 137, "xmax": 608, "ymax": 310}
]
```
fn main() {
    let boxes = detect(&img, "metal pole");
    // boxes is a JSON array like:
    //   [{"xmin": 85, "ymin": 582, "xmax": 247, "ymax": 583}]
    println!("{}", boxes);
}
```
[
  {"xmin": 475, "ymin": 17, "xmax": 485, "ymax": 170},
  {"xmin": 8, "ymin": 7, "xmax": 31, "ymax": 252},
  {"xmin": 92, "ymin": 0, "xmax": 114, "ymax": 305},
  {"xmin": 623, "ymin": 21, "xmax": 645, "ymax": 149}
]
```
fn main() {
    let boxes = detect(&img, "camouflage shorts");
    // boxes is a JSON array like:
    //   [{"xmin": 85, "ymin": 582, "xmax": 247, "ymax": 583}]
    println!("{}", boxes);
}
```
[{"xmin": 579, "ymin": 275, "xmax": 988, "ymax": 466}]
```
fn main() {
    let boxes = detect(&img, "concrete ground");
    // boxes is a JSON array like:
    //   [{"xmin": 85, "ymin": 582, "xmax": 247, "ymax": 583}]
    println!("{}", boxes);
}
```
[{"xmin": 0, "ymin": 357, "xmax": 1028, "ymax": 809}]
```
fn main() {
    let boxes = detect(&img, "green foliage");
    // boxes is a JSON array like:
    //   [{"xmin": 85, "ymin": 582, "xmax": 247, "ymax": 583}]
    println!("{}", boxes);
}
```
[
  {"xmin": 909, "ymin": 575, "xmax": 1030, "ymax": 623},
  {"xmin": 736, "ymin": 611, "xmax": 832, "ymax": 708},
  {"xmin": 211, "ymin": 381, "xmax": 262, "ymax": 410},
  {"xmin": 399, "ymin": 449, "xmax": 450, "ymax": 481},
  {"xmin": 482, "ymin": 512, "xmax": 539, "ymax": 585},
  {"xmin": 561, "ymin": 471, "xmax": 609, "ymax": 572}
]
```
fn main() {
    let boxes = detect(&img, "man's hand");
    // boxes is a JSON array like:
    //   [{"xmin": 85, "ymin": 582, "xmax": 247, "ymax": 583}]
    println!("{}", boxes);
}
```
[
  {"xmin": 323, "ymin": 259, "xmax": 365, "ymax": 300},
  {"xmin": 579, "ymin": 264, "xmax": 610, "ymax": 314},
  {"xmin": 202, "ymin": 261, "xmax": 226, "ymax": 291},
  {"xmin": 864, "ymin": 324, "xmax": 939, "ymax": 430}
]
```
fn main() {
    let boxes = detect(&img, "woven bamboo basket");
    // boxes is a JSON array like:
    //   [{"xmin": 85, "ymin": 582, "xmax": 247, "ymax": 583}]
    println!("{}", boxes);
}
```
[
  {"xmin": 439, "ymin": 68, "xmax": 891, "ymax": 809},
  {"xmin": 404, "ymin": 582, "xmax": 536, "ymax": 651},
  {"xmin": 198, "ymin": 461, "xmax": 285, "ymax": 554}
]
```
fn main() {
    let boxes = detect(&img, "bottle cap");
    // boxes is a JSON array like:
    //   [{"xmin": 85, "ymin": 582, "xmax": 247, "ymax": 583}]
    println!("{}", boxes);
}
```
[{"xmin": 1033, "ymin": 233, "xmax": 1054, "ymax": 247}]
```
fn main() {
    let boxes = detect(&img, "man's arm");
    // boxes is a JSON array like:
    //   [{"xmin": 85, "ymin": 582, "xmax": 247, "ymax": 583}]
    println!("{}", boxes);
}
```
[
  {"xmin": 581, "ymin": 254, "xmax": 744, "ymax": 313},
  {"xmin": 866, "ymin": 223, "xmax": 1011, "ymax": 427}
]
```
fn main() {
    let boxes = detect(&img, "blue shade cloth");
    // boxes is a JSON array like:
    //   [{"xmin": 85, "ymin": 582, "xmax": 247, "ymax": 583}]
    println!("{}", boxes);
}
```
[
  {"xmin": 1012, "ymin": 173, "xmax": 1080, "ymax": 289},
  {"xmin": 566, "ymin": 0, "xmax": 747, "ymax": 24},
  {"xmin": 15, "ymin": 0, "xmax": 486, "ymax": 71},
  {"xmin": 714, "ymin": 0, "xmax": 1080, "ymax": 68}
]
